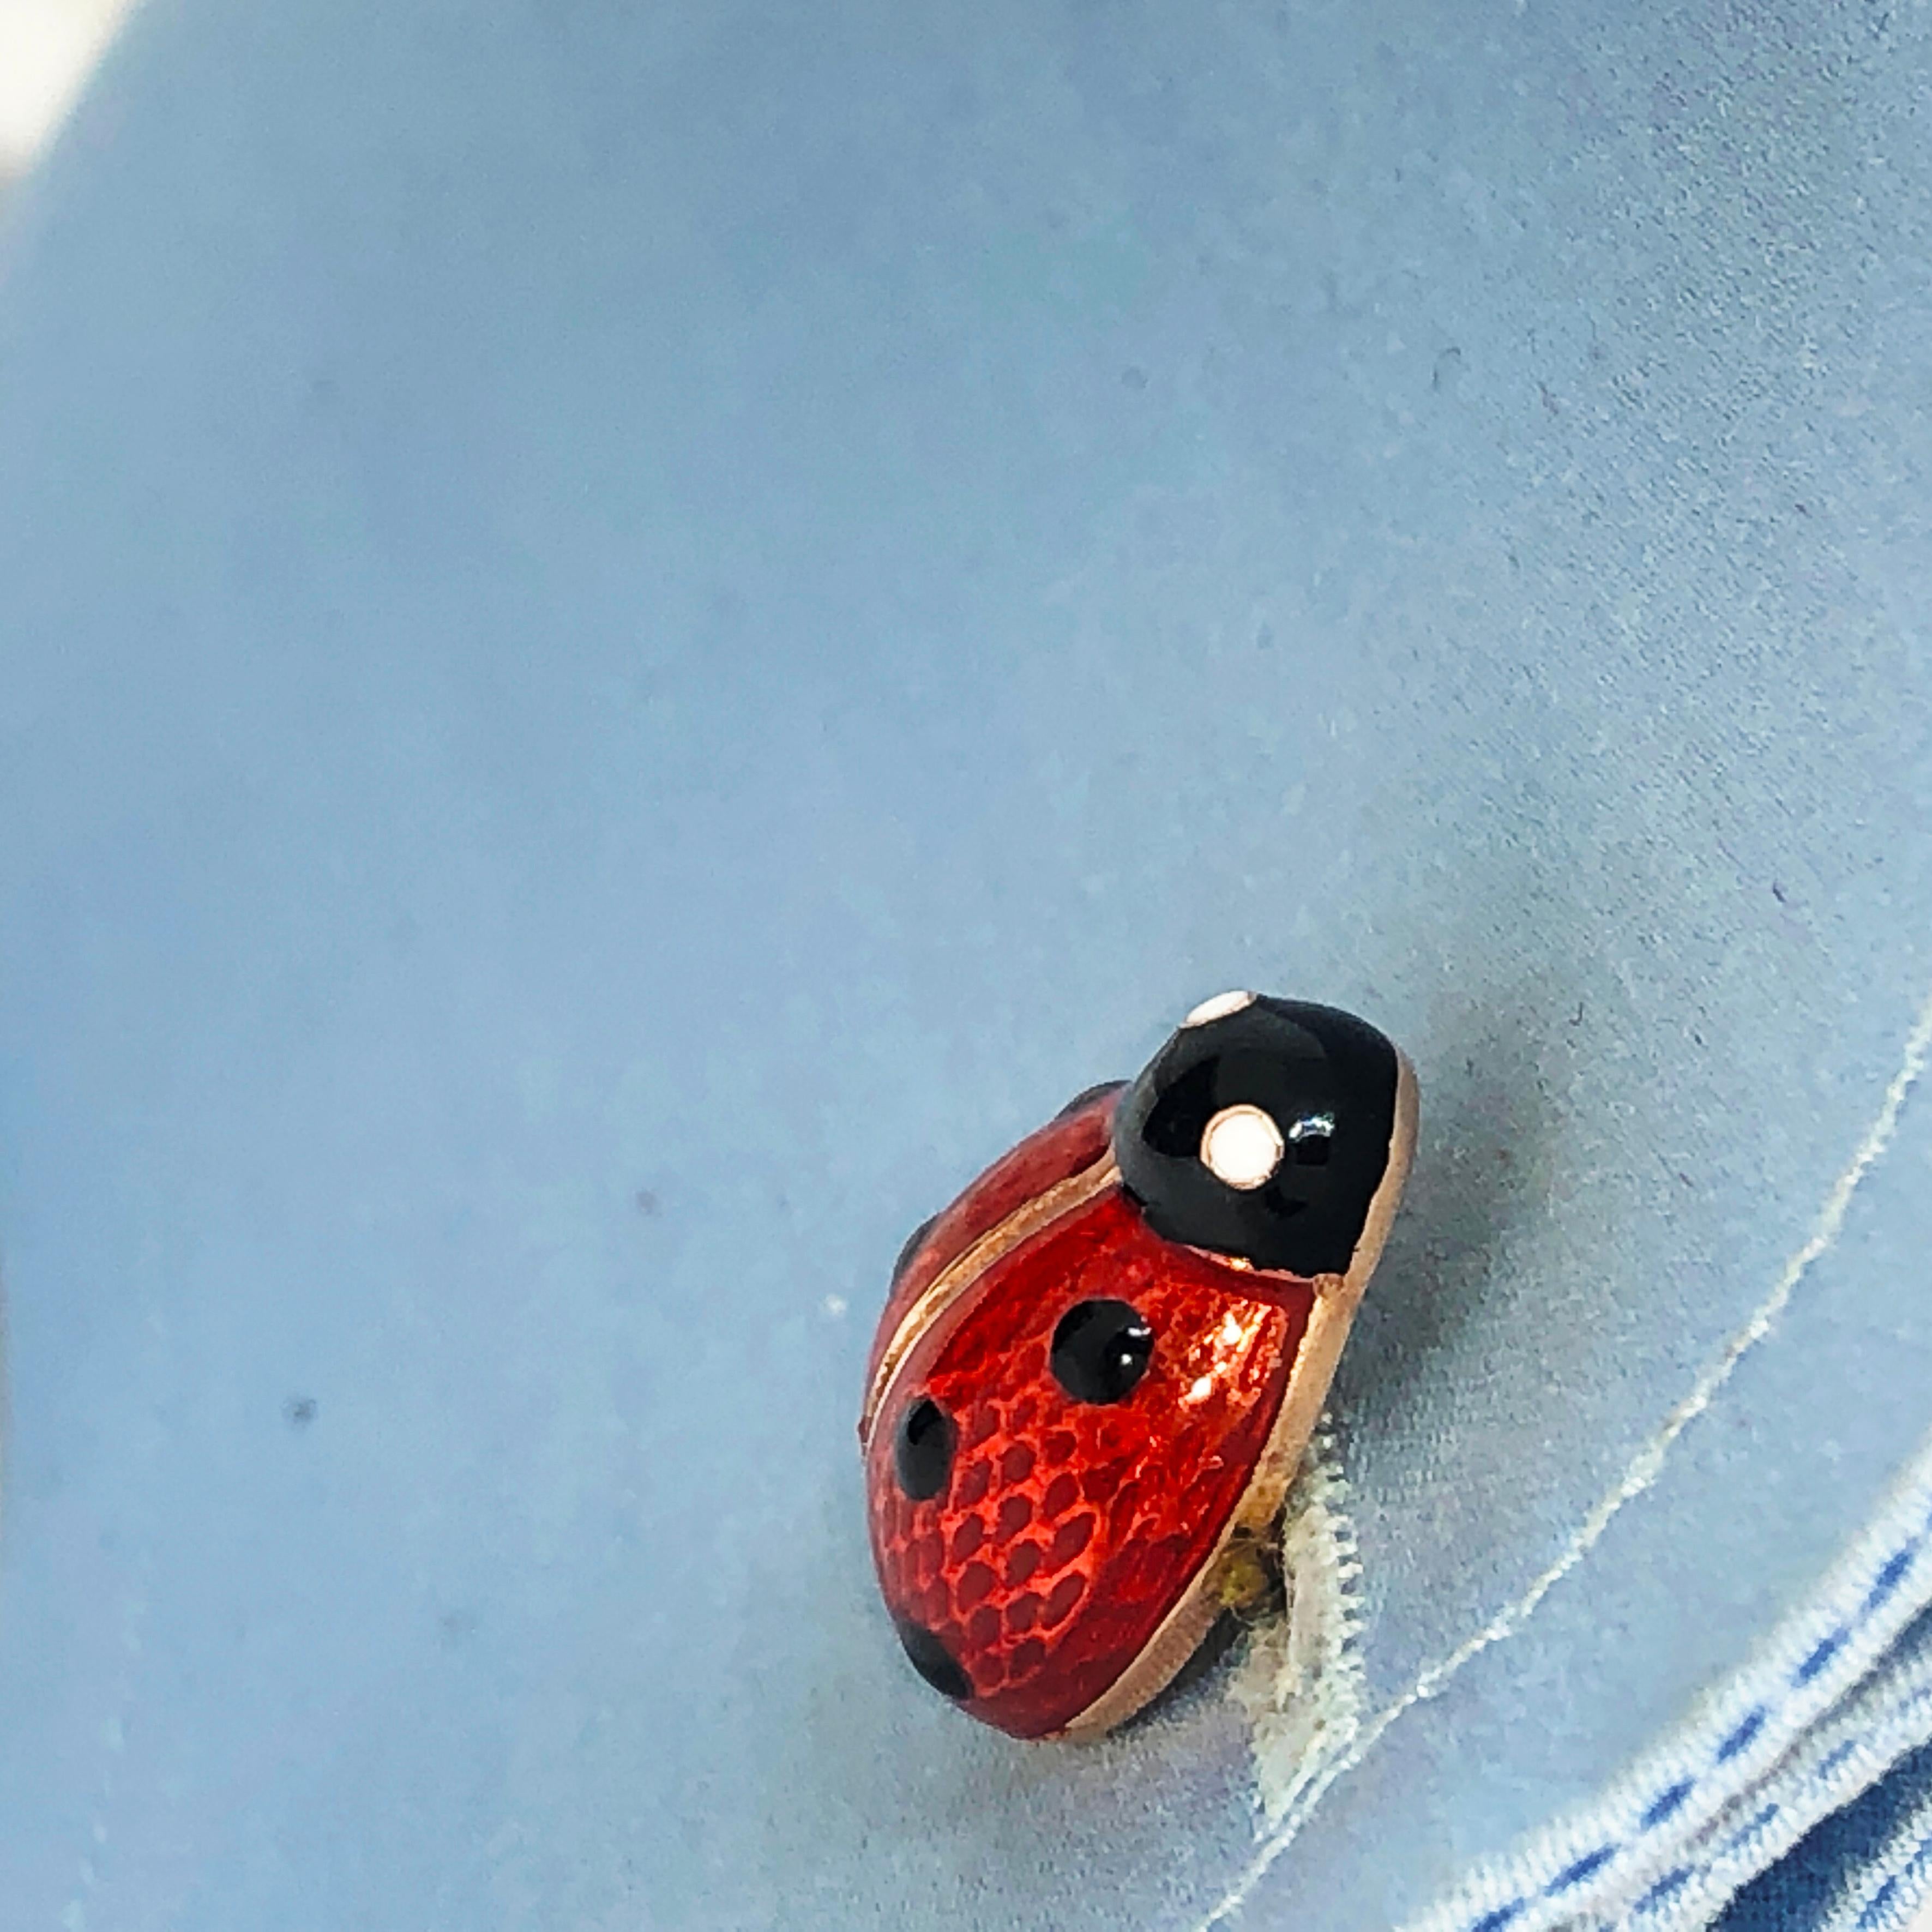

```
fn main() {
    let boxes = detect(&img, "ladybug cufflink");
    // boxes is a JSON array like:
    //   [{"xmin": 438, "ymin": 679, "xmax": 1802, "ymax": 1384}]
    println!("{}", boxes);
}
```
[{"xmin": 858, "ymin": 991, "xmax": 1417, "ymax": 1740}]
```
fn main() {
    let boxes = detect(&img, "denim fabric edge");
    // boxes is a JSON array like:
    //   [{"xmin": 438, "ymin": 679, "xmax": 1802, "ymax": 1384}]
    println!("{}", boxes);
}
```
[
  {"xmin": 1399, "ymin": 1434, "xmax": 1932, "ymax": 1932},
  {"xmin": 1819, "ymin": 1769, "xmax": 1932, "ymax": 1932},
  {"xmin": 1630, "ymin": 1612, "xmax": 1932, "ymax": 1929}
]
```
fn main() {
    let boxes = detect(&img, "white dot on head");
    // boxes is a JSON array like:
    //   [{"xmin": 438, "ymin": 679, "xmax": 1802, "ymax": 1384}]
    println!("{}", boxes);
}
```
[
  {"xmin": 1199, "ymin": 1104, "xmax": 1285, "ymax": 1190},
  {"xmin": 1183, "ymin": 989, "xmax": 1257, "ymax": 1028}
]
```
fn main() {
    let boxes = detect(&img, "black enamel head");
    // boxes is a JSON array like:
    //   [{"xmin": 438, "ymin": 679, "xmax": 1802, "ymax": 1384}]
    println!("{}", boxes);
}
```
[{"xmin": 1111, "ymin": 992, "xmax": 1403, "ymax": 1276}]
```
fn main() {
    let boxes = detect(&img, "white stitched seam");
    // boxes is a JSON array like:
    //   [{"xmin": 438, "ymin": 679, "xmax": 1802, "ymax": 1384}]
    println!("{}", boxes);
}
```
[{"xmin": 1183, "ymin": 977, "xmax": 1932, "ymax": 1932}]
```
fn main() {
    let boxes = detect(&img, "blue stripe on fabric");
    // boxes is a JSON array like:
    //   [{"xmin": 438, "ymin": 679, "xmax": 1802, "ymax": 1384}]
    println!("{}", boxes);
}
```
[
  {"xmin": 1858, "ymin": 1873, "xmax": 1899, "ymax": 1926},
  {"xmin": 1865, "ymin": 1545, "xmax": 1916, "ymax": 1613},
  {"xmin": 1797, "ymin": 1632, "xmax": 1849, "ymax": 1685},
  {"xmin": 1643, "ymin": 1779, "xmax": 1694, "ymax": 1827},
  {"xmin": 1469, "ymin": 1903, "xmax": 1525, "ymax": 1932},
  {"xmin": 1639, "ymin": 1867, "xmax": 1692, "ymax": 1910},
  {"xmin": 1546, "ymin": 1846, "xmax": 1615, "ymax": 1893},
  {"xmin": 1720, "ymin": 1708, "xmax": 1769, "ymax": 1761}
]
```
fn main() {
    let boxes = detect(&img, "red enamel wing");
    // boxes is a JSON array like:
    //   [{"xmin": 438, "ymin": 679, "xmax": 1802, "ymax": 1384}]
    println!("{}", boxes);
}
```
[{"xmin": 858, "ymin": 992, "xmax": 1417, "ymax": 1739}]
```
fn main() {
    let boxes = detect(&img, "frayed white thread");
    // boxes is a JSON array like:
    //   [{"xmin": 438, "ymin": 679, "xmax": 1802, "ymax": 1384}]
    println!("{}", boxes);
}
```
[
  {"xmin": 1188, "ymin": 979, "xmax": 1932, "ymax": 1932},
  {"xmin": 1227, "ymin": 1426, "xmax": 1367, "ymax": 1829}
]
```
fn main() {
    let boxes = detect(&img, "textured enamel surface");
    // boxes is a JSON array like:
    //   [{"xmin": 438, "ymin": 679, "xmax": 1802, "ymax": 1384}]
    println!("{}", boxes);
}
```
[
  {"xmin": 862, "ymin": 1083, "xmax": 1122, "ymax": 1399},
  {"xmin": 865, "ymin": 1187, "xmax": 1313, "ymax": 1738}
]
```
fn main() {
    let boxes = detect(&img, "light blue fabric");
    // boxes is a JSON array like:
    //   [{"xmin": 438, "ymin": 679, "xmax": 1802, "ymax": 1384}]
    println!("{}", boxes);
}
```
[{"xmin": 2, "ymin": 1, "xmax": 1931, "ymax": 1926}]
